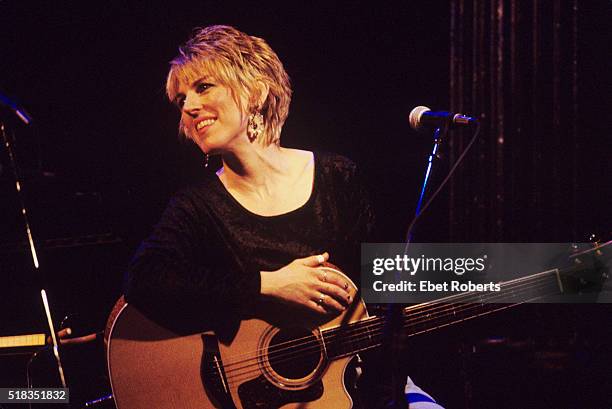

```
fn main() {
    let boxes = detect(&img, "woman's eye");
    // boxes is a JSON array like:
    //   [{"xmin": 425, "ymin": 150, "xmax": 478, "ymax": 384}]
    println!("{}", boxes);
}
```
[{"xmin": 196, "ymin": 83, "xmax": 212, "ymax": 93}]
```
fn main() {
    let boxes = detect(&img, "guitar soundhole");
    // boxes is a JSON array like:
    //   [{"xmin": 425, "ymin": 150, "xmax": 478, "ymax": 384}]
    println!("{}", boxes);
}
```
[{"xmin": 267, "ymin": 328, "xmax": 321, "ymax": 380}]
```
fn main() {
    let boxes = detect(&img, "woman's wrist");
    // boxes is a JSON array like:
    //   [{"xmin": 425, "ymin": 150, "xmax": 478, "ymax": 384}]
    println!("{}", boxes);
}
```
[{"xmin": 259, "ymin": 270, "xmax": 276, "ymax": 298}]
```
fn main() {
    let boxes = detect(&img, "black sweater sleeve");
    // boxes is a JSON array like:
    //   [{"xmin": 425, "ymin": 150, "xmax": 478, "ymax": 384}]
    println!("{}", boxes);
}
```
[{"xmin": 123, "ymin": 189, "xmax": 261, "ymax": 332}]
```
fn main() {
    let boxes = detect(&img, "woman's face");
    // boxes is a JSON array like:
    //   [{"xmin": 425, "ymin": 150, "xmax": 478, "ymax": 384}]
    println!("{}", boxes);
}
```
[{"xmin": 175, "ymin": 76, "xmax": 248, "ymax": 154}]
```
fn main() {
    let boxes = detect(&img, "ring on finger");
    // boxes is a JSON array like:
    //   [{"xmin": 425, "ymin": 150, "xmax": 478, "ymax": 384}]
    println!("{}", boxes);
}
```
[{"xmin": 316, "ymin": 294, "xmax": 326, "ymax": 305}]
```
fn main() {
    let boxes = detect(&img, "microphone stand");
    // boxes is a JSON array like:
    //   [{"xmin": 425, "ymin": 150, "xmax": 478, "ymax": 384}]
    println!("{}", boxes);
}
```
[
  {"xmin": 387, "ymin": 123, "xmax": 450, "ymax": 409},
  {"xmin": 1, "ymin": 118, "xmax": 68, "ymax": 390},
  {"xmin": 405, "ymin": 122, "xmax": 449, "ymax": 246},
  {"xmin": 1, "ymin": 122, "xmax": 40, "ymax": 269}
]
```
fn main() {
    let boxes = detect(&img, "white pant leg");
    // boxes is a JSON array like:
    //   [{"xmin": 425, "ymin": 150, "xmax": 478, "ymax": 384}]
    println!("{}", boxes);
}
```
[{"xmin": 405, "ymin": 376, "xmax": 445, "ymax": 409}]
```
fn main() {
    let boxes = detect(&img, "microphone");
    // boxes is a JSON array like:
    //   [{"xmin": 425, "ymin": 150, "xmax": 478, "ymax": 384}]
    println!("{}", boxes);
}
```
[
  {"xmin": 409, "ymin": 106, "xmax": 476, "ymax": 131},
  {"xmin": 0, "ymin": 92, "xmax": 32, "ymax": 125}
]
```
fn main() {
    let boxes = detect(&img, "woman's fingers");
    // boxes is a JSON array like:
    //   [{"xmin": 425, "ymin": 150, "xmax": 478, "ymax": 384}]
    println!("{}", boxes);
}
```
[
  {"xmin": 297, "ymin": 252, "xmax": 329, "ymax": 267},
  {"xmin": 319, "ymin": 281, "xmax": 351, "ymax": 307},
  {"xmin": 308, "ymin": 299, "xmax": 329, "ymax": 314},
  {"xmin": 318, "ymin": 268, "xmax": 351, "ymax": 292},
  {"xmin": 311, "ymin": 267, "xmax": 352, "ymax": 306},
  {"xmin": 320, "ymin": 291, "xmax": 347, "ymax": 312},
  {"xmin": 309, "ymin": 293, "xmax": 345, "ymax": 314}
]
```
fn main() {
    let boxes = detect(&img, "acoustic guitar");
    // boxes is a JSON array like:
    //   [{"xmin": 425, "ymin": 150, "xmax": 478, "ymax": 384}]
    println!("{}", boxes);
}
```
[{"xmin": 106, "ymin": 241, "xmax": 609, "ymax": 408}]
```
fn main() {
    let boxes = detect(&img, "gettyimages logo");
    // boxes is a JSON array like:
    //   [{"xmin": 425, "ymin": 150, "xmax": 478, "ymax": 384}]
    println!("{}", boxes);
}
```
[{"xmin": 371, "ymin": 254, "xmax": 487, "ymax": 276}]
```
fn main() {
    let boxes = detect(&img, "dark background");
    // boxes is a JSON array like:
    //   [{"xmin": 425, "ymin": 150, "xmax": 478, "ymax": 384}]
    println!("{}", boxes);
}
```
[{"xmin": 1, "ymin": 1, "xmax": 610, "ymax": 408}]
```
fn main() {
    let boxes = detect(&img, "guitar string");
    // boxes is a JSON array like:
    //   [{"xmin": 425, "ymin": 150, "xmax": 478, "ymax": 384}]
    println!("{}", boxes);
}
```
[
  {"xmin": 222, "ymin": 288, "xmax": 545, "ymax": 383},
  {"xmin": 221, "ymin": 291, "xmax": 556, "ymax": 385},
  {"xmin": 212, "ymin": 276, "xmax": 559, "ymax": 382},
  {"xmin": 209, "ymin": 253, "xmax": 606, "ymax": 383},
  {"xmin": 324, "ymin": 293, "xmax": 554, "ymax": 358},
  {"xmin": 213, "ymin": 270, "xmax": 559, "ymax": 369},
  {"xmin": 218, "ymin": 281, "xmax": 558, "ymax": 384},
  {"xmin": 214, "ymin": 273, "xmax": 558, "ymax": 377},
  {"xmin": 219, "ymin": 284, "xmax": 558, "ymax": 385},
  {"xmin": 403, "ymin": 268, "xmax": 563, "ymax": 313},
  {"xmin": 213, "ymin": 271, "xmax": 552, "ymax": 367}
]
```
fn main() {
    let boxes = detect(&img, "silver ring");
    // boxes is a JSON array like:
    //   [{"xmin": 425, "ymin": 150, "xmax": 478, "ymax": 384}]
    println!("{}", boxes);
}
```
[{"xmin": 316, "ymin": 294, "xmax": 326, "ymax": 305}]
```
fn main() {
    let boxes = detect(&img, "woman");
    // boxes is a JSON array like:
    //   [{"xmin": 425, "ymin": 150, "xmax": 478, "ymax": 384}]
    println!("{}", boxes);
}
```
[
  {"xmin": 125, "ymin": 25, "xmax": 373, "ymax": 329},
  {"xmin": 122, "ymin": 25, "xmax": 442, "ymax": 409}
]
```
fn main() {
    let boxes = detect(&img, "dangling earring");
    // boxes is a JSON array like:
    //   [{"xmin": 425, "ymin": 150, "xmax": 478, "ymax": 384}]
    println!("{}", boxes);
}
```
[
  {"xmin": 204, "ymin": 153, "xmax": 209, "ymax": 168},
  {"xmin": 247, "ymin": 111, "xmax": 264, "ymax": 142}
]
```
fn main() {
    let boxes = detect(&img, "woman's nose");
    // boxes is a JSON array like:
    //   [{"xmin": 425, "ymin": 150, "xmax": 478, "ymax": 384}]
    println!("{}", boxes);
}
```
[{"xmin": 182, "ymin": 91, "xmax": 201, "ymax": 116}]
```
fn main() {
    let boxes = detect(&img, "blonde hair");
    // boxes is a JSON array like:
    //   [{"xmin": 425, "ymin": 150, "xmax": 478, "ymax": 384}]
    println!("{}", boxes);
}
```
[{"xmin": 166, "ymin": 25, "xmax": 292, "ymax": 146}]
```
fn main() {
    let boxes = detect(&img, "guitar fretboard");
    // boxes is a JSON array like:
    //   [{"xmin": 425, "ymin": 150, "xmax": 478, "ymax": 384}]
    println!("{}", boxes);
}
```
[{"xmin": 323, "ymin": 268, "xmax": 564, "ymax": 360}]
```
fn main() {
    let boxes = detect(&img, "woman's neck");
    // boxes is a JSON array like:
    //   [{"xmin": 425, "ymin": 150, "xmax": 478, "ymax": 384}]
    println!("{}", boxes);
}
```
[{"xmin": 217, "ymin": 143, "xmax": 293, "ymax": 196}]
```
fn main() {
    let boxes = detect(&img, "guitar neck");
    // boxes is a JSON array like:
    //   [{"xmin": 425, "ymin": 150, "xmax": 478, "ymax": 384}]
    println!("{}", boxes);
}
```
[{"xmin": 323, "ymin": 268, "xmax": 564, "ymax": 360}]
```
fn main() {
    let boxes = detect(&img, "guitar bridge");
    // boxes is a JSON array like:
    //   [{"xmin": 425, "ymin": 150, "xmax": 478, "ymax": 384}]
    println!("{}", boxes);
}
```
[{"xmin": 201, "ymin": 334, "xmax": 237, "ymax": 408}]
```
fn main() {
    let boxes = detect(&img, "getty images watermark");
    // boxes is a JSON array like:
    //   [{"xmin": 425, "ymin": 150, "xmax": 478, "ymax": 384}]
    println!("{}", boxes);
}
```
[{"xmin": 361, "ymin": 243, "xmax": 611, "ymax": 304}]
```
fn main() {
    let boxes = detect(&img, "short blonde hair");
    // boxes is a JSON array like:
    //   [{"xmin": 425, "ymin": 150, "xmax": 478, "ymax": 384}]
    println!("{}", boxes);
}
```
[{"xmin": 166, "ymin": 25, "xmax": 292, "ymax": 146}]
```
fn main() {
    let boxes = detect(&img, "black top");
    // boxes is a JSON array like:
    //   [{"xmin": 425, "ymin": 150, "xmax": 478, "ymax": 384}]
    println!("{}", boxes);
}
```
[{"xmin": 124, "ymin": 152, "xmax": 374, "ymax": 332}]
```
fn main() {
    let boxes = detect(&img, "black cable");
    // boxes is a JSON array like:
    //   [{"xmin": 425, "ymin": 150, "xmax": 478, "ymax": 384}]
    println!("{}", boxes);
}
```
[{"xmin": 404, "ymin": 122, "xmax": 481, "ymax": 241}]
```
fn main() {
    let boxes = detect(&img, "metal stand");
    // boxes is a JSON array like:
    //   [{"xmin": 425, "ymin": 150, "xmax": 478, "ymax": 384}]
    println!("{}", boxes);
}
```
[
  {"xmin": 387, "ymin": 123, "xmax": 450, "ymax": 409},
  {"xmin": 1, "ymin": 118, "xmax": 67, "ymax": 389},
  {"xmin": 1, "ymin": 122, "xmax": 40, "ymax": 269},
  {"xmin": 406, "ymin": 123, "xmax": 449, "ymax": 246}
]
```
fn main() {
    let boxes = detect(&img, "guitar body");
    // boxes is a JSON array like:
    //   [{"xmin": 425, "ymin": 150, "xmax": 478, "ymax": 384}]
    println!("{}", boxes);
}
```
[
  {"xmin": 107, "ymin": 267, "xmax": 367, "ymax": 409},
  {"xmin": 107, "ymin": 241, "xmax": 611, "ymax": 408}
]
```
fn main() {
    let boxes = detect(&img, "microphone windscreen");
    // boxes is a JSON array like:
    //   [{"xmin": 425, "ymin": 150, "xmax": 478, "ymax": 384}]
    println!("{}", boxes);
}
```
[{"xmin": 409, "ymin": 106, "xmax": 431, "ymax": 131}]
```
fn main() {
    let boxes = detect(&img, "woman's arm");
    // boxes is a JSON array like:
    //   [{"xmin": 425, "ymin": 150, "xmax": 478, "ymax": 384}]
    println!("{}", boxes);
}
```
[{"xmin": 123, "ymin": 190, "xmax": 260, "ymax": 331}]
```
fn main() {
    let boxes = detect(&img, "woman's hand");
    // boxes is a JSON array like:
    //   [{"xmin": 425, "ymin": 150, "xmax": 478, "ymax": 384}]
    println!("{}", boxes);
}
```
[{"xmin": 260, "ymin": 252, "xmax": 352, "ymax": 314}]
